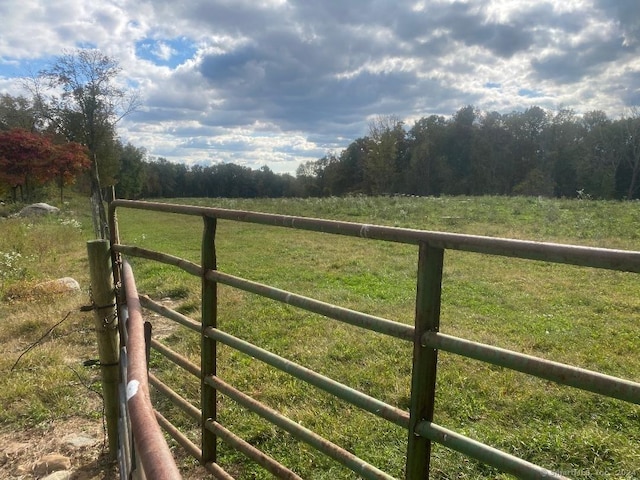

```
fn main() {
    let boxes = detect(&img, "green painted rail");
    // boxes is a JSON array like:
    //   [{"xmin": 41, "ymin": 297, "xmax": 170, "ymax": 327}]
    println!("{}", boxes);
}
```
[{"xmin": 109, "ymin": 199, "xmax": 640, "ymax": 479}]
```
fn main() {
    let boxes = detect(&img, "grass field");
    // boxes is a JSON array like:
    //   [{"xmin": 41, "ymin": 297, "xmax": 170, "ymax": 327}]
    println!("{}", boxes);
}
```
[{"xmin": 1, "ymin": 195, "xmax": 639, "ymax": 479}]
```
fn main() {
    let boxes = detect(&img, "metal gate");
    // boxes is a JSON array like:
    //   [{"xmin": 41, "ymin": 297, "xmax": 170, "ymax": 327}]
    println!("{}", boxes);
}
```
[{"xmin": 107, "ymin": 199, "xmax": 640, "ymax": 479}]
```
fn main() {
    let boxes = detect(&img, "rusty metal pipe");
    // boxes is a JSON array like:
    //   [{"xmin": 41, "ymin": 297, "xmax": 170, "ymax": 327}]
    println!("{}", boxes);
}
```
[{"xmin": 122, "ymin": 261, "xmax": 182, "ymax": 480}]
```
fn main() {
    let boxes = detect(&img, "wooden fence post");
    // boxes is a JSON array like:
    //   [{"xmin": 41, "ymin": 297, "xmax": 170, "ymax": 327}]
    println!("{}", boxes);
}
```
[{"xmin": 87, "ymin": 239, "xmax": 120, "ymax": 460}]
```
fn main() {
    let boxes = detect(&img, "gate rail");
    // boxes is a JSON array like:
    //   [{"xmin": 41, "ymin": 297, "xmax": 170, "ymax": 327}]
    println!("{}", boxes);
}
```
[{"xmin": 108, "ymin": 199, "xmax": 640, "ymax": 479}]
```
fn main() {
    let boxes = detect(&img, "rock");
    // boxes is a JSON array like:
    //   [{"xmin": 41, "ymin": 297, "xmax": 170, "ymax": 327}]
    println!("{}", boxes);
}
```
[
  {"xmin": 34, "ymin": 277, "xmax": 81, "ymax": 294},
  {"xmin": 18, "ymin": 202, "xmax": 60, "ymax": 217},
  {"xmin": 42, "ymin": 470, "xmax": 72, "ymax": 480},
  {"xmin": 62, "ymin": 433, "xmax": 98, "ymax": 448},
  {"xmin": 34, "ymin": 453, "xmax": 71, "ymax": 476}
]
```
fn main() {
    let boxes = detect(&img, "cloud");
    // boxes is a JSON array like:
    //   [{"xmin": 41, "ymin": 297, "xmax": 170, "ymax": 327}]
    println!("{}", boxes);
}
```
[
  {"xmin": 532, "ymin": 37, "xmax": 633, "ymax": 84},
  {"xmin": 595, "ymin": 0, "xmax": 640, "ymax": 47}
]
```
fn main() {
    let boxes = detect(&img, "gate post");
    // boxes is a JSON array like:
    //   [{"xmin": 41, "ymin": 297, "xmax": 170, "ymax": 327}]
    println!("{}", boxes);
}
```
[
  {"xmin": 201, "ymin": 216, "xmax": 218, "ymax": 465},
  {"xmin": 405, "ymin": 243, "xmax": 444, "ymax": 479},
  {"xmin": 87, "ymin": 239, "xmax": 120, "ymax": 460}
]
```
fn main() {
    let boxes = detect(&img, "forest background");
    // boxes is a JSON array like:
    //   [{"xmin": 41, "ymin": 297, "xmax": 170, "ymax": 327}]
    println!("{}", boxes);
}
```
[
  {"xmin": 4, "ymin": 99, "xmax": 640, "ymax": 204},
  {"xmin": 2, "ymin": 50, "xmax": 640, "ymax": 206}
]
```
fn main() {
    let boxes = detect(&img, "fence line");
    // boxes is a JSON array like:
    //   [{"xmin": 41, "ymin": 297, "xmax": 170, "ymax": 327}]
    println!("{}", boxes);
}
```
[{"xmin": 106, "ymin": 199, "xmax": 640, "ymax": 479}]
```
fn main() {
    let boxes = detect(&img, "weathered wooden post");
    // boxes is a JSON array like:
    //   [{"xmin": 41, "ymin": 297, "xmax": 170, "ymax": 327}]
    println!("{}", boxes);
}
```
[{"xmin": 87, "ymin": 239, "xmax": 120, "ymax": 460}]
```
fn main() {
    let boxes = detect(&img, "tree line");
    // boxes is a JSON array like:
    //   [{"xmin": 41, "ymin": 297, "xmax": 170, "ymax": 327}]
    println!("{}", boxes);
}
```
[
  {"xmin": 116, "ymin": 105, "xmax": 640, "ymax": 201},
  {"xmin": 5, "ymin": 95, "xmax": 640, "ymax": 202},
  {"xmin": 114, "ymin": 149, "xmax": 301, "ymax": 199},
  {"xmin": 298, "ymin": 106, "xmax": 640, "ymax": 200}
]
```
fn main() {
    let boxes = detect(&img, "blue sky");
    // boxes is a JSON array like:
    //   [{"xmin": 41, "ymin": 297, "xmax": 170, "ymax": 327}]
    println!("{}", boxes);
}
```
[
  {"xmin": 1, "ymin": 0, "xmax": 639, "ymax": 173},
  {"xmin": 135, "ymin": 37, "xmax": 198, "ymax": 69}
]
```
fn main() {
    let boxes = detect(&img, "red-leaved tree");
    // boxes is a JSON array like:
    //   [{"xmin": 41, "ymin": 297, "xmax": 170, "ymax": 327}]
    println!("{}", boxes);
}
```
[
  {"xmin": 0, "ymin": 128, "xmax": 90, "ymax": 202},
  {"xmin": 50, "ymin": 142, "xmax": 91, "ymax": 203},
  {"xmin": 0, "ymin": 129, "xmax": 51, "ymax": 201}
]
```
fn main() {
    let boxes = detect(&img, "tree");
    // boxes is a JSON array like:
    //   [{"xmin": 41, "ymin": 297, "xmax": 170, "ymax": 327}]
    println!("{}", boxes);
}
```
[
  {"xmin": 547, "ymin": 109, "xmax": 581, "ymax": 197},
  {"xmin": 470, "ymin": 111, "xmax": 512, "ymax": 194},
  {"xmin": 578, "ymin": 111, "xmax": 617, "ymax": 198},
  {"xmin": 0, "ymin": 129, "xmax": 52, "ymax": 201},
  {"xmin": 37, "ymin": 49, "xmax": 138, "ymax": 238},
  {"xmin": 406, "ymin": 115, "xmax": 449, "ymax": 196},
  {"xmin": 504, "ymin": 107, "xmax": 550, "ymax": 194},
  {"xmin": 296, "ymin": 159, "xmax": 324, "ymax": 196},
  {"xmin": 50, "ymin": 142, "xmax": 91, "ymax": 203},
  {"xmin": 0, "ymin": 94, "xmax": 40, "ymax": 132},
  {"xmin": 445, "ymin": 105, "xmax": 477, "ymax": 194},
  {"xmin": 116, "ymin": 143, "xmax": 147, "ymax": 199},
  {"xmin": 255, "ymin": 165, "xmax": 284, "ymax": 197},
  {"xmin": 619, "ymin": 109, "xmax": 640, "ymax": 199},
  {"xmin": 364, "ymin": 115, "xmax": 405, "ymax": 195},
  {"xmin": 0, "ymin": 128, "xmax": 89, "ymax": 202}
]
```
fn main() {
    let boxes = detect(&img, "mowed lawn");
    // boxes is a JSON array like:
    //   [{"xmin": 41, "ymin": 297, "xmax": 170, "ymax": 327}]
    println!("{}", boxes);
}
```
[{"xmin": 1, "ymin": 195, "xmax": 639, "ymax": 479}]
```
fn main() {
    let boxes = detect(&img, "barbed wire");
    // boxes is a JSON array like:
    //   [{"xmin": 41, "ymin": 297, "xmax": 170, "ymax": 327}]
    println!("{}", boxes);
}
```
[{"xmin": 10, "ymin": 310, "xmax": 74, "ymax": 372}]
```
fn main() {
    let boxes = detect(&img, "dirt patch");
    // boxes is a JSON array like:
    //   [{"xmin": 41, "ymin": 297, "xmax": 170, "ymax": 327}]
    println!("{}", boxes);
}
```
[{"xmin": 0, "ymin": 419, "xmax": 117, "ymax": 479}]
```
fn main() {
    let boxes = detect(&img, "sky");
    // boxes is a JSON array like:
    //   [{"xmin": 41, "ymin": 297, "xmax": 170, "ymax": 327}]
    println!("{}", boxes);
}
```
[{"xmin": 1, "ymin": 0, "xmax": 639, "ymax": 174}]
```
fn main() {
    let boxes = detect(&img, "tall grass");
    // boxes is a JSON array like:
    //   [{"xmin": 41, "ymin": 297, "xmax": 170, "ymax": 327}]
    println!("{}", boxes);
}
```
[{"xmin": 0, "ymin": 196, "xmax": 100, "ymax": 431}]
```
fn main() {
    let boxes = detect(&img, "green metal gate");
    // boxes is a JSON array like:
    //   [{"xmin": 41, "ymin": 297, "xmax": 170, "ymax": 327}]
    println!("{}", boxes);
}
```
[{"xmin": 108, "ymin": 199, "xmax": 640, "ymax": 479}]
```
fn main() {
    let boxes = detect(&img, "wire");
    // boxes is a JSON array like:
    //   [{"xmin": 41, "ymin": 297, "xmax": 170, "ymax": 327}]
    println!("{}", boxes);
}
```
[{"xmin": 10, "ymin": 310, "xmax": 73, "ymax": 372}]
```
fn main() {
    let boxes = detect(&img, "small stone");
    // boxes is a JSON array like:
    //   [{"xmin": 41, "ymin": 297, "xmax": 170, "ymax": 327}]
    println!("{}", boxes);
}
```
[
  {"xmin": 62, "ymin": 433, "xmax": 98, "ymax": 448},
  {"xmin": 34, "ymin": 453, "xmax": 71, "ymax": 475},
  {"xmin": 34, "ymin": 277, "xmax": 81, "ymax": 294},
  {"xmin": 42, "ymin": 471, "xmax": 72, "ymax": 480}
]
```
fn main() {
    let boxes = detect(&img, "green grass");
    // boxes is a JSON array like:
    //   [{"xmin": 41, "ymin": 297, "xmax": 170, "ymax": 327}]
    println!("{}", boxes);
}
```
[
  {"xmin": 111, "ymin": 196, "xmax": 640, "ymax": 479},
  {"xmin": 0, "ymin": 194, "xmax": 101, "ymax": 432},
  {"xmin": 1, "ymin": 195, "xmax": 639, "ymax": 479}
]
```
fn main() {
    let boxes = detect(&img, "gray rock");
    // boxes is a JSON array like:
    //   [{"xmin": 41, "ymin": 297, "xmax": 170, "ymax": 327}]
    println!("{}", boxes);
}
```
[
  {"xmin": 62, "ymin": 433, "xmax": 98, "ymax": 448},
  {"xmin": 42, "ymin": 471, "xmax": 72, "ymax": 480},
  {"xmin": 34, "ymin": 277, "xmax": 81, "ymax": 294},
  {"xmin": 18, "ymin": 203, "xmax": 60, "ymax": 217}
]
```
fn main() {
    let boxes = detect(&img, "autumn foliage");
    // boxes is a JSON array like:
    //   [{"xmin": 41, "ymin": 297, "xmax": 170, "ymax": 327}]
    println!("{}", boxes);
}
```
[{"xmin": 0, "ymin": 128, "xmax": 90, "ymax": 201}]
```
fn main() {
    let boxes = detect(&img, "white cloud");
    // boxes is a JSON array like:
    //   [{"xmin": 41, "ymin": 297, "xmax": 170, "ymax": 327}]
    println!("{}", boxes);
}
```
[{"xmin": 151, "ymin": 42, "xmax": 176, "ymax": 61}]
